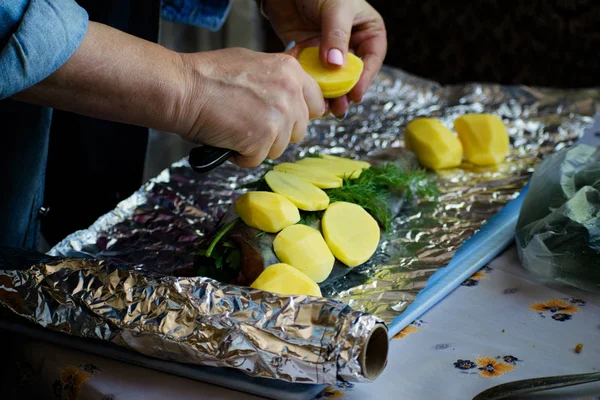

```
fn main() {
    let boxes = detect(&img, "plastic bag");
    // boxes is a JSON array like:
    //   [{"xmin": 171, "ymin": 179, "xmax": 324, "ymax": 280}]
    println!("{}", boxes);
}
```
[{"xmin": 515, "ymin": 144, "xmax": 600, "ymax": 293}]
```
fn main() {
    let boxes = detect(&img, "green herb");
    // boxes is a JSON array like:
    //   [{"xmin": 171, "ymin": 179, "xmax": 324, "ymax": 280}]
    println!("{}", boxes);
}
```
[
  {"xmin": 298, "ymin": 211, "xmax": 322, "ymax": 227},
  {"xmin": 326, "ymin": 163, "xmax": 437, "ymax": 231},
  {"xmin": 205, "ymin": 219, "xmax": 238, "ymax": 257},
  {"xmin": 233, "ymin": 162, "xmax": 437, "ymax": 232}
]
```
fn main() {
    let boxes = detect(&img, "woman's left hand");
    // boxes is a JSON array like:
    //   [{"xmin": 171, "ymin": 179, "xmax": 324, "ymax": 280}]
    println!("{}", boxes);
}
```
[{"xmin": 262, "ymin": 0, "xmax": 387, "ymax": 117}]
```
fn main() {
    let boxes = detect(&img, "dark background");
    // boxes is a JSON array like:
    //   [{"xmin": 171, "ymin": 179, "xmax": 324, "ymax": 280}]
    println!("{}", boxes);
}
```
[{"xmin": 265, "ymin": 0, "xmax": 600, "ymax": 88}]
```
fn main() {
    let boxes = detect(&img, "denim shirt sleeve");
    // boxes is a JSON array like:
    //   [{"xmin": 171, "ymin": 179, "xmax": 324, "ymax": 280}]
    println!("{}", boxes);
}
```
[
  {"xmin": 161, "ymin": 0, "xmax": 232, "ymax": 32},
  {"xmin": 0, "ymin": 0, "xmax": 89, "ymax": 99}
]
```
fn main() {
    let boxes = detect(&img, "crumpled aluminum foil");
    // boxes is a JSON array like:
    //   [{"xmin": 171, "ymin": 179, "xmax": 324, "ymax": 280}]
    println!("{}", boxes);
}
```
[
  {"xmin": 12, "ymin": 66, "xmax": 598, "ymax": 383},
  {"xmin": 0, "ymin": 254, "xmax": 382, "ymax": 384}
]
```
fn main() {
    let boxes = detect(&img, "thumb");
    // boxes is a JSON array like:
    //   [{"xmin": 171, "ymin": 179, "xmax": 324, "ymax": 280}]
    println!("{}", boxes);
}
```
[{"xmin": 319, "ymin": 0, "xmax": 354, "ymax": 67}]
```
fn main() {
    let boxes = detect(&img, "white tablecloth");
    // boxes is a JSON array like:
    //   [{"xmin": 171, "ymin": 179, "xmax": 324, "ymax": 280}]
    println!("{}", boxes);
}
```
[{"xmin": 3, "ymin": 245, "xmax": 600, "ymax": 400}]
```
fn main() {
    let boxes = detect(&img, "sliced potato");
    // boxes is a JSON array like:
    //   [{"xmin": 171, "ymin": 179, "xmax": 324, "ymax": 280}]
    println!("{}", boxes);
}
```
[
  {"xmin": 235, "ymin": 191, "xmax": 300, "ymax": 233},
  {"xmin": 273, "ymin": 162, "xmax": 342, "ymax": 189},
  {"xmin": 296, "ymin": 157, "xmax": 362, "ymax": 179},
  {"xmin": 265, "ymin": 170, "xmax": 329, "ymax": 211},
  {"xmin": 320, "ymin": 154, "xmax": 371, "ymax": 170},
  {"xmin": 454, "ymin": 114, "xmax": 509, "ymax": 166},
  {"xmin": 322, "ymin": 202, "xmax": 380, "ymax": 267},
  {"xmin": 298, "ymin": 47, "xmax": 363, "ymax": 99},
  {"xmin": 251, "ymin": 263, "xmax": 322, "ymax": 297},
  {"xmin": 404, "ymin": 118, "xmax": 463, "ymax": 170},
  {"xmin": 273, "ymin": 224, "xmax": 335, "ymax": 283}
]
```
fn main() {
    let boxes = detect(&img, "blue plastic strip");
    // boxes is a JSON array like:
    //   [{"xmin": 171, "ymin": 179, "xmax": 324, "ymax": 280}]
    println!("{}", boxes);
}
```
[{"xmin": 387, "ymin": 184, "xmax": 529, "ymax": 338}]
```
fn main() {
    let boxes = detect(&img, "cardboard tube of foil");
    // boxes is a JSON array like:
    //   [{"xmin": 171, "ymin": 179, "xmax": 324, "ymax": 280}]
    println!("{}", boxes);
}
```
[{"xmin": 360, "ymin": 324, "xmax": 389, "ymax": 380}]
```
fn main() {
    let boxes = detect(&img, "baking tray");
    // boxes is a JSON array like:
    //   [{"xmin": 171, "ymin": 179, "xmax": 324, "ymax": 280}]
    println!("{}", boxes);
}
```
[{"xmin": 0, "ymin": 189, "xmax": 526, "ymax": 400}]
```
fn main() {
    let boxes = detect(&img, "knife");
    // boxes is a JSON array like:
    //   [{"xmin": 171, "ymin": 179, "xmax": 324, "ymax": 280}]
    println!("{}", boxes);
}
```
[{"xmin": 188, "ymin": 146, "xmax": 234, "ymax": 173}]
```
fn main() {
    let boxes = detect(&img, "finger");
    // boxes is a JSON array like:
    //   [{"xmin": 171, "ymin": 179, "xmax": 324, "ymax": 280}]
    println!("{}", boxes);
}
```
[
  {"xmin": 329, "ymin": 95, "xmax": 350, "ymax": 118},
  {"xmin": 268, "ymin": 119, "xmax": 294, "ymax": 159},
  {"xmin": 319, "ymin": 0, "xmax": 354, "ymax": 67},
  {"xmin": 283, "ymin": 44, "xmax": 301, "ymax": 59},
  {"xmin": 348, "ymin": 24, "xmax": 387, "ymax": 103},
  {"xmin": 296, "ymin": 68, "xmax": 326, "ymax": 120},
  {"xmin": 232, "ymin": 131, "xmax": 275, "ymax": 168},
  {"xmin": 290, "ymin": 106, "xmax": 309, "ymax": 144},
  {"xmin": 231, "ymin": 151, "xmax": 269, "ymax": 169},
  {"xmin": 267, "ymin": 137, "xmax": 290, "ymax": 160}
]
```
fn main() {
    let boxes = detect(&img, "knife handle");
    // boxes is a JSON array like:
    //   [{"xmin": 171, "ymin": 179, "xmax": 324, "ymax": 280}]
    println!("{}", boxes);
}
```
[{"xmin": 188, "ymin": 146, "xmax": 234, "ymax": 173}]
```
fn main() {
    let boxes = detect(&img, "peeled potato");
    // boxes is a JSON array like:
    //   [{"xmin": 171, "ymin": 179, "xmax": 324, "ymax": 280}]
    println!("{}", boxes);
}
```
[
  {"xmin": 298, "ymin": 47, "xmax": 364, "ymax": 99},
  {"xmin": 296, "ymin": 157, "xmax": 362, "ymax": 179},
  {"xmin": 404, "ymin": 118, "xmax": 463, "ymax": 170},
  {"xmin": 454, "ymin": 114, "xmax": 509, "ymax": 166},
  {"xmin": 265, "ymin": 170, "xmax": 329, "ymax": 211},
  {"xmin": 235, "ymin": 191, "xmax": 300, "ymax": 233},
  {"xmin": 251, "ymin": 263, "xmax": 322, "ymax": 297},
  {"xmin": 273, "ymin": 224, "xmax": 335, "ymax": 283},
  {"xmin": 273, "ymin": 162, "xmax": 342, "ymax": 189},
  {"xmin": 322, "ymin": 202, "xmax": 380, "ymax": 267},
  {"xmin": 320, "ymin": 154, "xmax": 371, "ymax": 170}
]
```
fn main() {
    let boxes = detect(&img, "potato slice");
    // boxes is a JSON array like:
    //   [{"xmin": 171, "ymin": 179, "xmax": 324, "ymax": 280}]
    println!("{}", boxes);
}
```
[
  {"xmin": 265, "ymin": 170, "xmax": 329, "ymax": 211},
  {"xmin": 322, "ymin": 202, "xmax": 380, "ymax": 267},
  {"xmin": 298, "ymin": 47, "xmax": 363, "ymax": 99},
  {"xmin": 296, "ymin": 157, "xmax": 362, "ymax": 179},
  {"xmin": 322, "ymin": 87, "xmax": 354, "ymax": 99},
  {"xmin": 251, "ymin": 263, "xmax": 322, "ymax": 297},
  {"xmin": 454, "ymin": 114, "xmax": 509, "ymax": 166},
  {"xmin": 320, "ymin": 154, "xmax": 371, "ymax": 170},
  {"xmin": 235, "ymin": 191, "xmax": 300, "ymax": 233},
  {"xmin": 273, "ymin": 224, "xmax": 335, "ymax": 283},
  {"xmin": 404, "ymin": 118, "xmax": 463, "ymax": 170},
  {"xmin": 273, "ymin": 162, "xmax": 342, "ymax": 189}
]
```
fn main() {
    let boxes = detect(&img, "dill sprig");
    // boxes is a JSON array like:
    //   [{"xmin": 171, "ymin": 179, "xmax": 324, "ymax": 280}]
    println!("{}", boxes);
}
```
[
  {"xmin": 326, "ymin": 164, "xmax": 437, "ymax": 231},
  {"xmin": 236, "ymin": 162, "xmax": 437, "ymax": 231}
]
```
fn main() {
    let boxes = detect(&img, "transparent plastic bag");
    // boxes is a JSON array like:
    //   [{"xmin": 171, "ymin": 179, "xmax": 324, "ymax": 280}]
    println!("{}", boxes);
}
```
[{"xmin": 515, "ymin": 144, "xmax": 600, "ymax": 293}]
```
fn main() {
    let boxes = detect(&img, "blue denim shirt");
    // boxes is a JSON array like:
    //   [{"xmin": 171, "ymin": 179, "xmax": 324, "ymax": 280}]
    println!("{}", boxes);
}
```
[
  {"xmin": 0, "ymin": 0, "xmax": 231, "ymax": 249},
  {"xmin": 1, "ymin": 0, "xmax": 231, "ymax": 99}
]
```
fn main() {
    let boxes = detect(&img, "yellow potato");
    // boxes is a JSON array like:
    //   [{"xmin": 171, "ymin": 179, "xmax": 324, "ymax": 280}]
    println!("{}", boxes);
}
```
[
  {"xmin": 235, "ymin": 191, "xmax": 300, "ymax": 233},
  {"xmin": 298, "ymin": 47, "xmax": 364, "ymax": 99},
  {"xmin": 320, "ymin": 154, "xmax": 371, "ymax": 170},
  {"xmin": 322, "ymin": 87, "xmax": 354, "ymax": 99},
  {"xmin": 322, "ymin": 202, "xmax": 380, "ymax": 267},
  {"xmin": 404, "ymin": 118, "xmax": 463, "ymax": 170},
  {"xmin": 273, "ymin": 224, "xmax": 335, "ymax": 283},
  {"xmin": 296, "ymin": 157, "xmax": 362, "ymax": 179},
  {"xmin": 273, "ymin": 162, "xmax": 342, "ymax": 189},
  {"xmin": 251, "ymin": 263, "xmax": 322, "ymax": 297},
  {"xmin": 454, "ymin": 114, "xmax": 509, "ymax": 166},
  {"xmin": 265, "ymin": 170, "xmax": 329, "ymax": 211}
]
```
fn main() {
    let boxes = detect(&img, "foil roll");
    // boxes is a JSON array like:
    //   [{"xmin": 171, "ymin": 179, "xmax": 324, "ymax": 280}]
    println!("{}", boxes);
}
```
[
  {"xmin": 3, "ymin": 65, "xmax": 595, "ymax": 383},
  {"xmin": 0, "ymin": 253, "xmax": 386, "ymax": 384}
]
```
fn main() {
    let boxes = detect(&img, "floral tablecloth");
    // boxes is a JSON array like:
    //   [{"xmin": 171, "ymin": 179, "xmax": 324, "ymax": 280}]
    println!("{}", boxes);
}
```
[{"xmin": 3, "ymin": 245, "xmax": 600, "ymax": 400}]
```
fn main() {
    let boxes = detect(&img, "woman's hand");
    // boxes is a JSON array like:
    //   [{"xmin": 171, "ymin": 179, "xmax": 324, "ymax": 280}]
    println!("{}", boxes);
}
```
[
  {"xmin": 179, "ymin": 48, "xmax": 325, "ymax": 167},
  {"xmin": 263, "ymin": 0, "xmax": 387, "ymax": 117},
  {"xmin": 18, "ymin": 22, "xmax": 325, "ymax": 169}
]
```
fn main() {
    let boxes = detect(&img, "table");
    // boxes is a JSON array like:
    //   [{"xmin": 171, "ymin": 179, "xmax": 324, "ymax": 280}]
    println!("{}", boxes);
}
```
[{"xmin": 3, "ymin": 245, "xmax": 600, "ymax": 400}]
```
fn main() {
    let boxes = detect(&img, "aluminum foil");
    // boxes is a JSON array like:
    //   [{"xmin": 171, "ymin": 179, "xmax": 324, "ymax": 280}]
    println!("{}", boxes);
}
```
[
  {"xmin": 0, "ymin": 252, "xmax": 383, "ymax": 384},
  {"xmin": 18, "ymin": 66, "xmax": 599, "ymax": 383}
]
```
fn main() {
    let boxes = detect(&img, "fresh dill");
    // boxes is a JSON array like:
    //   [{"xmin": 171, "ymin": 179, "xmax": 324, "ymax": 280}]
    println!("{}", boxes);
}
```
[
  {"xmin": 237, "ymin": 162, "xmax": 437, "ymax": 232},
  {"xmin": 327, "ymin": 163, "xmax": 437, "ymax": 230}
]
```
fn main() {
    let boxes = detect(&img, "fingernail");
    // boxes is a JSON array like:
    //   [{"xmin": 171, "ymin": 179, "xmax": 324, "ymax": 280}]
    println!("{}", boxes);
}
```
[
  {"xmin": 327, "ymin": 49, "xmax": 344, "ymax": 66},
  {"xmin": 284, "ymin": 41, "xmax": 296, "ymax": 52},
  {"xmin": 334, "ymin": 109, "xmax": 349, "ymax": 121}
]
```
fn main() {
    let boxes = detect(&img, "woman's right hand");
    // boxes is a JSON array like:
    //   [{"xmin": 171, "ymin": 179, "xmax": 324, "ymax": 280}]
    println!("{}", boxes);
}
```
[{"xmin": 177, "ymin": 47, "xmax": 326, "ymax": 168}]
